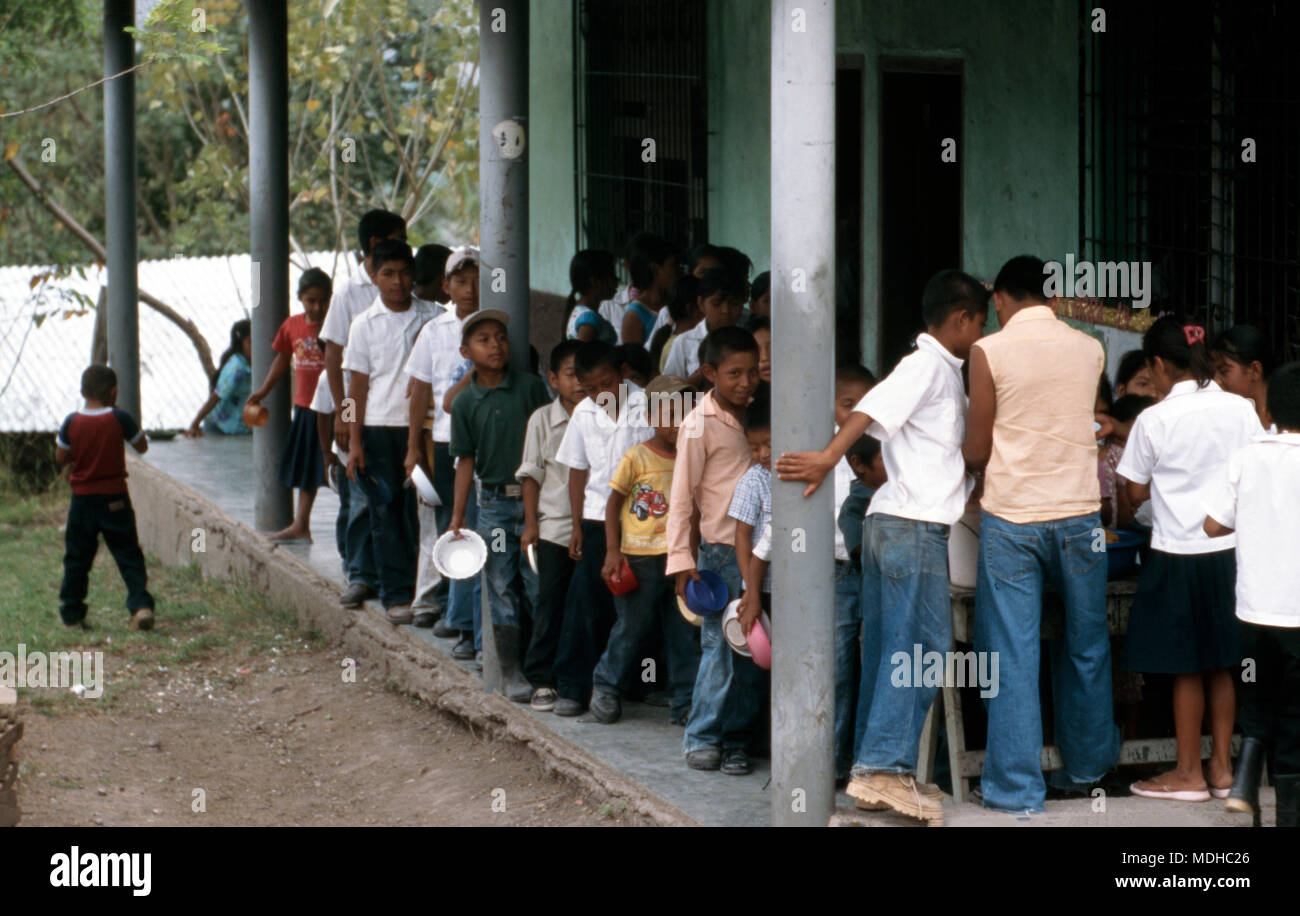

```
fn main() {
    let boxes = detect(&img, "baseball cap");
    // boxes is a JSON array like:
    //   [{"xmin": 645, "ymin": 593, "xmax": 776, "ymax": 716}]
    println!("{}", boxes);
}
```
[
  {"xmin": 444, "ymin": 245, "xmax": 480, "ymax": 276},
  {"xmin": 461, "ymin": 308, "xmax": 510, "ymax": 341}
]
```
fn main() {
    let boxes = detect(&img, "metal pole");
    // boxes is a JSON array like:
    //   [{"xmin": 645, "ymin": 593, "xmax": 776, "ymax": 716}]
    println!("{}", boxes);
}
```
[
  {"xmin": 478, "ymin": 0, "xmax": 530, "ymax": 693},
  {"xmin": 249, "ymin": 0, "xmax": 293, "ymax": 531},
  {"xmin": 103, "ymin": 0, "xmax": 139, "ymax": 419},
  {"xmin": 771, "ymin": 0, "xmax": 836, "ymax": 826}
]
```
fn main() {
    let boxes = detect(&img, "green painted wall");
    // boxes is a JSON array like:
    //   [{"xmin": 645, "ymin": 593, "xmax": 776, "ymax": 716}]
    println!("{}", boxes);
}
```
[
  {"xmin": 530, "ymin": 0, "xmax": 1081, "ymax": 370},
  {"xmin": 701, "ymin": 0, "xmax": 1079, "ymax": 369},
  {"xmin": 528, "ymin": 0, "xmax": 577, "ymax": 296}
]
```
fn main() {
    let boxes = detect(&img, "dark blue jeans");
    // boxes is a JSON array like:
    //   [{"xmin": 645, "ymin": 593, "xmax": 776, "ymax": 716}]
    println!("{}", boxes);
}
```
[
  {"xmin": 833, "ymin": 558, "xmax": 863, "ymax": 780},
  {"xmin": 593, "ymin": 553, "xmax": 702, "ymax": 719},
  {"xmin": 555, "ymin": 520, "xmax": 617, "ymax": 705},
  {"xmin": 974, "ymin": 510, "xmax": 1118, "ymax": 813},
  {"xmin": 60, "ymin": 492, "xmax": 154, "ymax": 624},
  {"xmin": 442, "ymin": 475, "xmax": 482, "ymax": 648},
  {"xmin": 357, "ymin": 426, "xmax": 418, "ymax": 608},
  {"xmin": 851, "ymin": 514, "xmax": 952, "ymax": 777},
  {"xmin": 342, "ymin": 468, "xmax": 379, "ymax": 590},
  {"xmin": 682, "ymin": 541, "xmax": 766, "ymax": 755}
]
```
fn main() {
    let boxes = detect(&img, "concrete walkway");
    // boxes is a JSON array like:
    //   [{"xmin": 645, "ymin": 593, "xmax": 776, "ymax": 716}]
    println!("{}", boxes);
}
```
[{"xmin": 138, "ymin": 436, "xmax": 1267, "ymax": 828}]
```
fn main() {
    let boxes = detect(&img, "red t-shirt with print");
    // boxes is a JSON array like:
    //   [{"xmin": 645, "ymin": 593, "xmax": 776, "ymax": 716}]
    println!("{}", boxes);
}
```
[{"xmin": 273, "ymin": 313, "xmax": 326, "ymax": 408}]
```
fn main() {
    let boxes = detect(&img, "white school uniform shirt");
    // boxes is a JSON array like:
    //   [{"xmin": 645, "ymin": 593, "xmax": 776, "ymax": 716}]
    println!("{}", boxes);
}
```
[
  {"xmin": 342, "ymin": 298, "xmax": 439, "ymax": 427},
  {"xmin": 308, "ymin": 370, "xmax": 347, "ymax": 462},
  {"xmin": 856, "ymin": 332, "xmax": 971, "ymax": 526},
  {"xmin": 661, "ymin": 320, "xmax": 710, "ymax": 380},
  {"xmin": 833, "ymin": 447, "xmax": 853, "ymax": 562},
  {"xmin": 406, "ymin": 307, "xmax": 473, "ymax": 443},
  {"xmin": 647, "ymin": 305, "xmax": 673, "ymax": 349},
  {"xmin": 554, "ymin": 383, "xmax": 654, "ymax": 521},
  {"xmin": 599, "ymin": 286, "xmax": 632, "ymax": 344},
  {"xmin": 1115, "ymin": 380, "xmax": 1263, "ymax": 554},
  {"xmin": 1204, "ymin": 433, "xmax": 1300, "ymax": 627},
  {"xmin": 319, "ymin": 267, "xmax": 378, "ymax": 348}
]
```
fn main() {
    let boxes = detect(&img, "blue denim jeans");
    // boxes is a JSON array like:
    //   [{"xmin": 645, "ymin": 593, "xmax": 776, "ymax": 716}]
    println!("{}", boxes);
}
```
[
  {"xmin": 593, "ymin": 553, "xmax": 702, "ymax": 719},
  {"xmin": 975, "ymin": 510, "xmax": 1119, "ymax": 813},
  {"xmin": 330, "ymin": 463, "xmax": 350, "ymax": 582},
  {"xmin": 682, "ymin": 542, "xmax": 766, "ymax": 755},
  {"xmin": 443, "ymin": 481, "xmax": 482, "ymax": 647},
  {"xmin": 342, "ymin": 466, "xmax": 378, "ymax": 589},
  {"xmin": 833, "ymin": 559, "xmax": 863, "ymax": 780},
  {"xmin": 358, "ymin": 427, "xmax": 417, "ymax": 608},
  {"xmin": 474, "ymin": 486, "xmax": 536, "ymax": 629},
  {"xmin": 851, "ymin": 514, "xmax": 952, "ymax": 776}
]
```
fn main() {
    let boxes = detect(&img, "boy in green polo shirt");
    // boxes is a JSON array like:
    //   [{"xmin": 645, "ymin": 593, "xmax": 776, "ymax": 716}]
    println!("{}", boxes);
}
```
[{"xmin": 448, "ymin": 310, "xmax": 551, "ymax": 699}]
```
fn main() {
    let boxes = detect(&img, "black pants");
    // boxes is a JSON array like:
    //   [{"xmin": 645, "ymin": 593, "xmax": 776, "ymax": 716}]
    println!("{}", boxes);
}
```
[
  {"xmin": 60, "ymin": 492, "xmax": 154, "ymax": 624},
  {"xmin": 1239, "ymin": 622, "xmax": 1300, "ymax": 774},
  {"xmin": 523, "ymin": 539, "xmax": 575, "ymax": 688},
  {"xmin": 554, "ymin": 520, "xmax": 618, "ymax": 705}
]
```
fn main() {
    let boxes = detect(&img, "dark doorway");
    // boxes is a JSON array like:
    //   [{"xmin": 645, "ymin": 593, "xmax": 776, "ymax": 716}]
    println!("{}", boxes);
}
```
[
  {"xmin": 879, "ymin": 66, "xmax": 963, "ymax": 373},
  {"xmin": 836, "ymin": 61, "xmax": 864, "ymax": 368}
]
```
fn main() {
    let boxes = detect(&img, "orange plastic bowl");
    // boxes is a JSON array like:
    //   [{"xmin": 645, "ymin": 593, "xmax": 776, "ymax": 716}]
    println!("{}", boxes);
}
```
[{"xmin": 242, "ymin": 403, "xmax": 269, "ymax": 428}]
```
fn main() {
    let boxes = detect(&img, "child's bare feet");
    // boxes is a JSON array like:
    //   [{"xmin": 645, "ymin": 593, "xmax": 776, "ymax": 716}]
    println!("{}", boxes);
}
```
[{"xmin": 268, "ymin": 525, "xmax": 312, "ymax": 542}]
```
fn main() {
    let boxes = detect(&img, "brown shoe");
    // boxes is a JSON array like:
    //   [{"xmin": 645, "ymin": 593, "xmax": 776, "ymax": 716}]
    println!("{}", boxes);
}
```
[
  {"xmin": 847, "ymin": 773, "xmax": 943, "ymax": 823},
  {"xmin": 385, "ymin": 604, "xmax": 414, "ymax": 625},
  {"xmin": 129, "ymin": 608, "xmax": 155, "ymax": 632},
  {"xmin": 854, "ymin": 777, "xmax": 941, "ymax": 809}
]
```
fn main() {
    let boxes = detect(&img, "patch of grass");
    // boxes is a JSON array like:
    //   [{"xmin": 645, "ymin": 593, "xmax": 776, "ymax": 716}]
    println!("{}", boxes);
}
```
[
  {"xmin": 51, "ymin": 776, "xmax": 82, "ymax": 790},
  {"xmin": 0, "ymin": 491, "xmax": 325, "ymax": 712}
]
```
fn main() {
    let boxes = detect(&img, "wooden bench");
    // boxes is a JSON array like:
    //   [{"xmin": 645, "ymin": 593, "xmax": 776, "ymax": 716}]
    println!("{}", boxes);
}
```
[{"xmin": 915, "ymin": 579, "xmax": 1238, "ymax": 802}]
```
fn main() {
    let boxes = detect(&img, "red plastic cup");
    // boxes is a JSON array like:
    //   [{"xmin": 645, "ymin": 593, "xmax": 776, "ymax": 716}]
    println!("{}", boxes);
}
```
[{"xmin": 607, "ymin": 559, "xmax": 638, "ymax": 595}]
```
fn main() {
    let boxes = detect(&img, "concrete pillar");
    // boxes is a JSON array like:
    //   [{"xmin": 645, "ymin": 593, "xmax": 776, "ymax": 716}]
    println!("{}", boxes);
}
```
[
  {"xmin": 770, "ymin": 0, "xmax": 836, "ymax": 826},
  {"xmin": 249, "ymin": 0, "xmax": 293, "ymax": 531},
  {"xmin": 103, "ymin": 0, "xmax": 139, "ymax": 418},
  {"xmin": 478, "ymin": 0, "xmax": 530, "ymax": 693}
]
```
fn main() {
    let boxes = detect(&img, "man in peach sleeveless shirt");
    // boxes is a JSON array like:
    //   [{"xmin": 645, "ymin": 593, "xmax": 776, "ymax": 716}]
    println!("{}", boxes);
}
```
[{"xmin": 963, "ymin": 255, "xmax": 1120, "ymax": 814}]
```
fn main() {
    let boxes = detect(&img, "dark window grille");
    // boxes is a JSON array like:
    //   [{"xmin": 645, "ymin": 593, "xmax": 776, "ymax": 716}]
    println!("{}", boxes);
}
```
[
  {"xmin": 1081, "ymin": 0, "xmax": 1299, "ymax": 360},
  {"xmin": 573, "ymin": 0, "xmax": 708, "ymax": 257}
]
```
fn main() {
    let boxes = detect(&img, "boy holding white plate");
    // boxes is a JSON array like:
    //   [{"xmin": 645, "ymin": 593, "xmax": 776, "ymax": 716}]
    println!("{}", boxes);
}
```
[{"xmin": 447, "ymin": 310, "xmax": 551, "ymax": 701}]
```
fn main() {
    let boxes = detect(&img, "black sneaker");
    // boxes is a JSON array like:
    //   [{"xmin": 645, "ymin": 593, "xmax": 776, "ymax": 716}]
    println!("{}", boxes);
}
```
[
  {"xmin": 686, "ymin": 748, "xmax": 722, "ymax": 771},
  {"xmin": 554, "ymin": 698, "xmax": 586, "ymax": 717},
  {"xmin": 589, "ymin": 689, "xmax": 622, "ymax": 724},
  {"xmin": 721, "ymin": 749, "xmax": 752, "ymax": 776},
  {"xmin": 432, "ymin": 618, "xmax": 459, "ymax": 638},
  {"xmin": 451, "ymin": 634, "xmax": 475, "ymax": 660},
  {"xmin": 411, "ymin": 609, "xmax": 437, "ymax": 628},
  {"xmin": 339, "ymin": 582, "xmax": 377, "ymax": 608}
]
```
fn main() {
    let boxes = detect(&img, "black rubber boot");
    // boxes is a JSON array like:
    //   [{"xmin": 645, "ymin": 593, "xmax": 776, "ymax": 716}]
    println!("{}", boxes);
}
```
[
  {"xmin": 1274, "ymin": 774, "xmax": 1300, "ymax": 828},
  {"xmin": 1225, "ymin": 736, "xmax": 1265, "ymax": 826},
  {"xmin": 493, "ymin": 626, "xmax": 532, "ymax": 703}
]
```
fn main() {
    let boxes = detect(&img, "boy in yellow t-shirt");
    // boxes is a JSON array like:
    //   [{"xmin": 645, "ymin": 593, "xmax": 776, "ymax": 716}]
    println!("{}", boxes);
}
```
[{"xmin": 589, "ymin": 376, "xmax": 703, "ymax": 725}]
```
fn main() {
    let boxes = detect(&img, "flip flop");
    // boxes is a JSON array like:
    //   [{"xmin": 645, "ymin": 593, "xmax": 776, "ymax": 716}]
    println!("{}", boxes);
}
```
[
  {"xmin": 1129, "ymin": 781, "xmax": 1211, "ymax": 802},
  {"xmin": 1210, "ymin": 786, "xmax": 1232, "ymax": 799},
  {"xmin": 269, "ymin": 536, "xmax": 313, "ymax": 545}
]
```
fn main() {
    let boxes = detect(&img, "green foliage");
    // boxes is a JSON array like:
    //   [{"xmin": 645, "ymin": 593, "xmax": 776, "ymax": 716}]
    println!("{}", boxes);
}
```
[{"xmin": 0, "ymin": 0, "xmax": 479, "ymax": 265}]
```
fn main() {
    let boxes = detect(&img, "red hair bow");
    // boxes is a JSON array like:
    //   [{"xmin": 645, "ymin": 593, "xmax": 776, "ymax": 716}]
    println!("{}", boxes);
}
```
[{"xmin": 1183, "ymin": 325, "xmax": 1205, "ymax": 346}]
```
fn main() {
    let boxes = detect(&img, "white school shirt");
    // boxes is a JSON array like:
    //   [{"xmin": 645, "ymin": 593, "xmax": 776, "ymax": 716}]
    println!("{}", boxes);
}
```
[
  {"xmin": 1204, "ymin": 433, "xmax": 1300, "ymax": 627},
  {"xmin": 647, "ymin": 305, "xmax": 673, "ymax": 349},
  {"xmin": 599, "ymin": 286, "xmax": 632, "ymax": 345},
  {"xmin": 856, "ymin": 333, "xmax": 970, "ymax": 526},
  {"xmin": 1115, "ymin": 380, "xmax": 1263, "ymax": 554},
  {"xmin": 318, "ymin": 267, "xmax": 378, "ymax": 348},
  {"xmin": 661, "ymin": 320, "xmax": 710, "ymax": 380},
  {"xmin": 554, "ymin": 383, "xmax": 654, "ymax": 521},
  {"xmin": 406, "ymin": 307, "xmax": 473, "ymax": 442},
  {"xmin": 342, "ymin": 298, "xmax": 438, "ymax": 427},
  {"xmin": 308, "ymin": 370, "xmax": 347, "ymax": 462},
  {"xmin": 833, "ymin": 448, "xmax": 852, "ymax": 562}
]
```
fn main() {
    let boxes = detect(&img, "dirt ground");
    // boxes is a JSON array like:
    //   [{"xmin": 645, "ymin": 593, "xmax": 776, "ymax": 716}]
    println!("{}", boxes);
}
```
[{"xmin": 15, "ymin": 645, "xmax": 642, "ymax": 827}]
